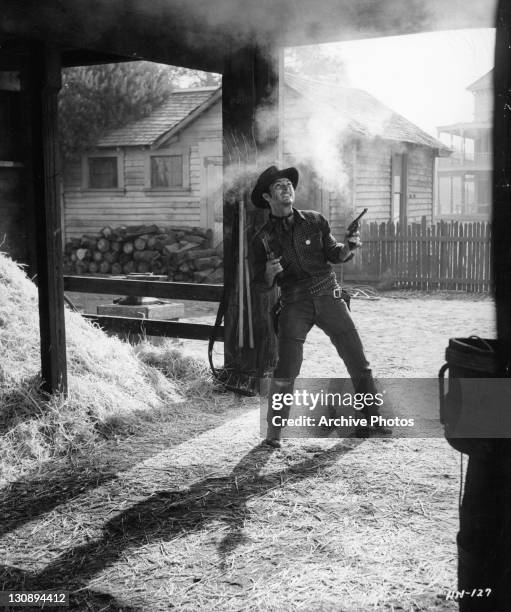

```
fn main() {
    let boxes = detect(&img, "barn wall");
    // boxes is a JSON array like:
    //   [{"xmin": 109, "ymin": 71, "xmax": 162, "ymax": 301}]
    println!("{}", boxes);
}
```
[{"xmin": 63, "ymin": 100, "xmax": 222, "ymax": 239}]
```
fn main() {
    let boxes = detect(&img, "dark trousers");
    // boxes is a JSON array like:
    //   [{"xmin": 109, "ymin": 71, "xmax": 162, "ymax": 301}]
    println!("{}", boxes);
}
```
[{"xmin": 266, "ymin": 294, "xmax": 377, "ymax": 439}]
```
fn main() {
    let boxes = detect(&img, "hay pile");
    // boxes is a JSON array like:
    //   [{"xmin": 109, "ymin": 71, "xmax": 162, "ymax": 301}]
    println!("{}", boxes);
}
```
[{"xmin": 0, "ymin": 252, "xmax": 198, "ymax": 484}]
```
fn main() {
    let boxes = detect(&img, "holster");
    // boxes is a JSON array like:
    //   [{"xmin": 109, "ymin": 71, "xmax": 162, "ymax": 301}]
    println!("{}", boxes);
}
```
[{"xmin": 341, "ymin": 288, "xmax": 351, "ymax": 311}]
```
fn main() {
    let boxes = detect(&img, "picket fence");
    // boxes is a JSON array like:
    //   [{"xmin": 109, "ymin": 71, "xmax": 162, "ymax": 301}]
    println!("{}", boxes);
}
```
[{"xmin": 342, "ymin": 219, "xmax": 492, "ymax": 292}]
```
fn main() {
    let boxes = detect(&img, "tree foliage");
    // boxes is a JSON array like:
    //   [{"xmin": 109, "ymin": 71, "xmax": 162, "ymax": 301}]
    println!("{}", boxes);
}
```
[{"xmin": 58, "ymin": 61, "xmax": 220, "ymax": 160}]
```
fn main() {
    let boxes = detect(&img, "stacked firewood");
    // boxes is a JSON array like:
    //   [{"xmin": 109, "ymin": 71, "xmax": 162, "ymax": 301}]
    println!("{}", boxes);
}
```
[{"xmin": 63, "ymin": 224, "xmax": 223, "ymax": 283}]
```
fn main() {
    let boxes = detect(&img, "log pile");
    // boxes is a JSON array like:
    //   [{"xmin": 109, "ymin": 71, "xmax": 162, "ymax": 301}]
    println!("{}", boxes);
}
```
[{"xmin": 63, "ymin": 225, "xmax": 224, "ymax": 283}]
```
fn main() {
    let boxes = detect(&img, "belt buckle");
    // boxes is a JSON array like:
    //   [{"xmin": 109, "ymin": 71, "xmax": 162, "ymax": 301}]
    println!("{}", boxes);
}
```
[{"xmin": 333, "ymin": 287, "xmax": 342, "ymax": 299}]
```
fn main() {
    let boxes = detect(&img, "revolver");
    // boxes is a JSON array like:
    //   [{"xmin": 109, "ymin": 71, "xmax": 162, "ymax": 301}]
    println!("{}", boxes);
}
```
[{"xmin": 346, "ymin": 208, "xmax": 368, "ymax": 247}]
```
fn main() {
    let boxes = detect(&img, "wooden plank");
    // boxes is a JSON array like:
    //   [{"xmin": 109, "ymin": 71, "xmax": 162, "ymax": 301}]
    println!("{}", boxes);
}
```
[
  {"xmin": 415, "ymin": 222, "xmax": 421, "ymax": 289},
  {"xmin": 403, "ymin": 222, "xmax": 408, "ymax": 288},
  {"xmin": 466, "ymin": 223, "xmax": 475, "ymax": 291},
  {"xmin": 63, "ymin": 275, "xmax": 223, "ymax": 301},
  {"xmin": 451, "ymin": 221, "xmax": 456, "ymax": 290},
  {"xmin": 411, "ymin": 222, "xmax": 417, "ymax": 289},
  {"xmin": 411, "ymin": 222, "xmax": 416, "ymax": 289},
  {"xmin": 379, "ymin": 222, "xmax": 385, "ymax": 277},
  {"xmin": 425, "ymin": 223, "xmax": 431, "ymax": 291},
  {"xmin": 398, "ymin": 221, "xmax": 404, "ymax": 288},
  {"xmin": 26, "ymin": 43, "xmax": 67, "ymax": 394},
  {"xmin": 485, "ymin": 222, "xmax": 488, "ymax": 290},
  {"xmin": 481, "ymin": 222, "xmax": 487, "ymax": 291},
  {"xmin": 457, "ymin": 222, "xmax": 462, "ymax": 290},
  {"xmin": 389, "ymin": 220, "xmax": 395, "ymax": 285},
  {"xmin": 439, "ymin": 221, "xmax": 446, "ymax": 290},
  {"xmin": 485, "ymin": 222, "xmax": 492, "ymax": 292},
  {"xmin": 477, "ymin": 222, "xmax": 483, "ymax": 291},
  {"xmin": 84, "ymin": 315, "xmax": 223, "ymax": 341},
  {"xmin": 420, "ymin": 217, "xmax": 427, "ymax": 290},
  {"xmin": 432, "ymin": 223, "xmax": 438, "ymax": 289},
  {"xmin": 470, "ymin": 222, "xmax": 476, "ymax": 291},
  {"xmin": 445, "ymin": 221, "xmax": 450, "ymax": 290}
]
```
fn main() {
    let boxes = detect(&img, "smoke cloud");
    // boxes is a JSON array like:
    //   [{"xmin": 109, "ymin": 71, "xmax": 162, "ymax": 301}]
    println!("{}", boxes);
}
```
[
  {"xmin": 280, "ymin": 85, "xmax": 352, "ymax": 195},
  {"xmin": 253, "ymin": 70, "xmax": 408, "ymax": 200}
]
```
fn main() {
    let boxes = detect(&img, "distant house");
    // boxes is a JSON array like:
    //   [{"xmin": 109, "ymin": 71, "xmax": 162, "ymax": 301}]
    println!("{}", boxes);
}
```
[
  {"xmin": 436, "ymin": 69, "xmax": 492, "ymax": 220},
  {"xmin": 63, "ymin": 77, "xmax": 449, "ymax": 247},
  {"xmin": 63, "ymin": 86, "xmax": 223, "ymax": 243},
  {"xmin": 283, "ymin": 74, "xmax": 451, "ymax": 237}
]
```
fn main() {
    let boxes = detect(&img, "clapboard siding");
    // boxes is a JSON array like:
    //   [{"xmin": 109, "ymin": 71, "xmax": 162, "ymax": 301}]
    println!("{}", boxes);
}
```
[
  {"xmin": 302, "ymin": 138, "xmax": 436, "ymax": 239},
  {"xmin": 407, "ymin": 146, "xmax": 434, "ymax": 223},
  {"xmin": 64, "ymin": 89, "xmax": 438, "ymax": 242},
  {"xmin": 351, "ymin": 141, "xmax": 392, "ymax": 227},
  {"xmin": 63, "ymin": 100, "xmax": 222, "ymax": 239}
]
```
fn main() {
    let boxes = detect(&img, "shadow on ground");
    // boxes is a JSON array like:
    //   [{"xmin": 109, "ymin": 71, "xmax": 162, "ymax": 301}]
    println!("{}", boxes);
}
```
[
  {"xmin": 0, "ymin": 401, "xmax": 243, "ymax": 539},
  {"xmin": 0, "ymin": 440, "xmax": 360, "ymax": 609}
]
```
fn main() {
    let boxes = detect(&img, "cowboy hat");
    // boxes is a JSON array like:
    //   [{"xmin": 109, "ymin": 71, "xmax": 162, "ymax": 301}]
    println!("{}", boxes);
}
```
[{"xmin": 251, "ymin": 165, "xmax": 299, "ymax": 208}]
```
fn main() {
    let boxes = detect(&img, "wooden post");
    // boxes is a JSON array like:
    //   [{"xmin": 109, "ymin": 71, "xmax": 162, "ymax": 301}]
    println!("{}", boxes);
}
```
[
  {"xmin": 25, "ymin": 43, "xmax": 67, "ymax": 394},
  {"xmin": 222, "ymin": 45, "xmax": 279, "ymax": 391},
  {"xmin": 494, "ymin": 0, "xmax": 511, "ymax": 360},
  {"xmin": 453, "ymin": 5, "xmax": 511, "ymax": 610}
]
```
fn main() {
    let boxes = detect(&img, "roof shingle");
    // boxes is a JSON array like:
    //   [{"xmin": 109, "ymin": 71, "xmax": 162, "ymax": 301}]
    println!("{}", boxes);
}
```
[
  {"xmin": 96, "ymin": 87, "xmax": 220, "ymax": 147},
  {"xmin": 95, "ymin": 78, "xmax": 448, "ymax": 154}
]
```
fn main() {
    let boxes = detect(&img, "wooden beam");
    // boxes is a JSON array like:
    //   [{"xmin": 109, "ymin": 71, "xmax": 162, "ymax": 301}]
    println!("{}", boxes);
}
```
[
  {"xmin": 63, "ymin": 276, "xmax": 223, "ymax": 302},
  {"xmin": 494, "ymin": 0, "xmax": 511, "ymax": 365},
  {"xmin": 84, "ymin": 315, "xmax": 223, "ymax": 341},
  {"xmin": 222, "ymin": 45, "xmax": 280, "ymax": 391},
  {"xmin": 25, "ymin": 43, "xmax": 67, "ymax": 394},
  {"xmin": 0, "ymin": 1, "xmax": 496, "ymax": 73},
  {"xmin": 61, "ymin": 49, "xmax": 133, "ymax": 67}
]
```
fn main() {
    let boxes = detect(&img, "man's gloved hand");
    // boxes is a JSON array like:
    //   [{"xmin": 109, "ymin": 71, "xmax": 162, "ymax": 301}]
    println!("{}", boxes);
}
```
[
  {"xmin": 265, "ymin": 257, "xmax": 283, "ymax": 287},
  {"xmin": 345, "ymin": 230, "xmax": 362, "ymax": 250}
]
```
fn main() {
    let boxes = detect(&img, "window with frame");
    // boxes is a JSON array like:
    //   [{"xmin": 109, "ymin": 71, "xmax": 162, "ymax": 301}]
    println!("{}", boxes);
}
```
[
  {"xmin": 150, "ymin": 155, "xmax": 183, "ymax": 188},
  {"xmin": 88, "ymin": 156, "xmax": 118, "ymax": 189}
]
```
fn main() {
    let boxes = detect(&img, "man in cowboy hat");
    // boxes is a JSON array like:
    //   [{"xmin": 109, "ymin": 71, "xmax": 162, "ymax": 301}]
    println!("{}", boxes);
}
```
[{"xmin": 251, "ymin": 165, "xmax": 390, "ymax": 447}]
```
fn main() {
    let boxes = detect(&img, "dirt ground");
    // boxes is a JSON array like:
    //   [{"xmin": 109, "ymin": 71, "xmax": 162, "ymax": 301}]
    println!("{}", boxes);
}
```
[
  {"xmin": 178, "ymin": 292, "xmax": 496, "ymax": 378},
  {"xmin": 2, "ymin": 291, "xmax": 496, "ymax": 611},
  {"xmin": 68, "ymin": 289, "xmax": 495, "ymax": 377}
]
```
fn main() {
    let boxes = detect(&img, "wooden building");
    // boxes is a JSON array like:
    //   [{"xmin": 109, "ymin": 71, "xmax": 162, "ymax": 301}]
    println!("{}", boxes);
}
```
[
  {"xmin": 63, "ymin": 86, "xmax": 223, "ymax": 244},
  {"xmin": 436, "ymin": 69, "xmax": 493, "ymax": 220},
  {"xmin": 284, "ymin": 74, "xmax": 450, "ymax": 234},
  {"xmin": 64, "ymin": 74, "xmax": 449, "ymax": 250}
]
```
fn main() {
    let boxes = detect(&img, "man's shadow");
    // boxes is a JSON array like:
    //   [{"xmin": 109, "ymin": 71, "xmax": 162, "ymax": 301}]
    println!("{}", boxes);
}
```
[{"xmin": 0, "ymin": 439, "xmax": 360, "ymax": 604}]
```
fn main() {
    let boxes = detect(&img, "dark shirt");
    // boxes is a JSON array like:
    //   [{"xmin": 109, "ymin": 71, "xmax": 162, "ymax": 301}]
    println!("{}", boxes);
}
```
[{"xmin": 252, "ymin": 208, "xmax": 353, "ymax": 297}]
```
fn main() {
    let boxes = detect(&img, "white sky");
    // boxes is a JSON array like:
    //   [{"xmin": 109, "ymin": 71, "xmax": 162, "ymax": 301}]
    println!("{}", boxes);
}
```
[{"xmin": 297, "ymin": 28, "xmax": 495, "ymax": 138}]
